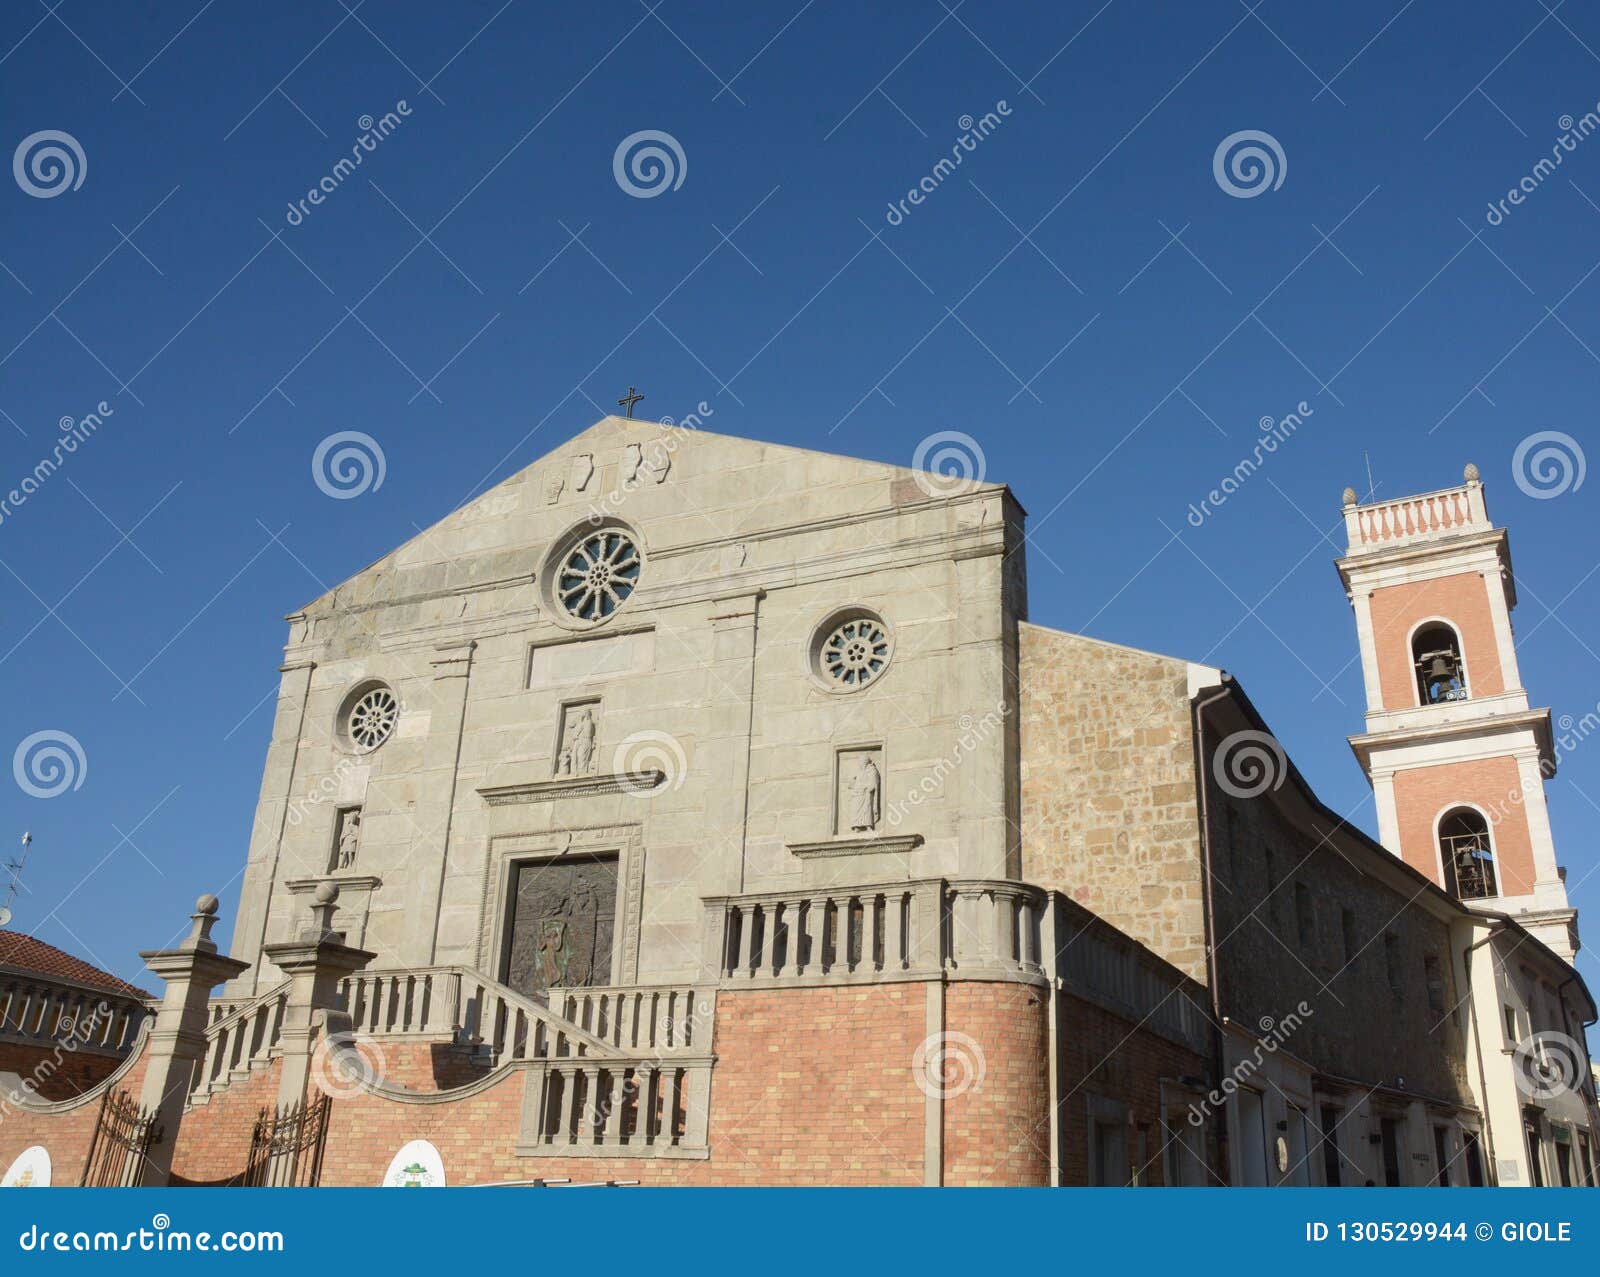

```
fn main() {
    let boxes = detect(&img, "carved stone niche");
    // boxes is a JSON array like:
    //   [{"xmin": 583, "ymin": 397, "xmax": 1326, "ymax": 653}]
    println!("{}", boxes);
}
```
[
  {"xmin": 553, "ymin": 698, "xmax": 602, "ymax": 778},
  {"xmin": 329, "ymin": 806, "xmax": 363, "ymax": 873},
  {"xmin": 834, "ymin": 745, "xmax": 885, "ymax": 836},
  {"xmin": 783, "ymin": 745, "xmax": 922, "ymax": 887}
]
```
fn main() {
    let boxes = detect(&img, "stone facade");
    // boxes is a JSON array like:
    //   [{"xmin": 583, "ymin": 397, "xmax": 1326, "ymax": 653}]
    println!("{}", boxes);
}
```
[
  {"xmin": 230, "ymin": 419, "xmax": 1026, "ymax": 993},
  {"xmin": 1206, "ymin": 768, "xmax": 1473, "ymax": 1107}
]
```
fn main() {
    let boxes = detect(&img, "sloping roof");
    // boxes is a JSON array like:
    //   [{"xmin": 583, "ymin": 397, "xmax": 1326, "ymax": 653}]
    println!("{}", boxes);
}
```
[{"xmin": 0, "ymin": 931, "xmax": 150, "ymax": 999}]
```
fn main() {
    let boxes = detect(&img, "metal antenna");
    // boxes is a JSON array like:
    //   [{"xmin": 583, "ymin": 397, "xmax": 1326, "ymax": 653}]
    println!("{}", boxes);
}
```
[{"xmin": 0, "ymin": 832, "xmax": 31, "ymax": 928}]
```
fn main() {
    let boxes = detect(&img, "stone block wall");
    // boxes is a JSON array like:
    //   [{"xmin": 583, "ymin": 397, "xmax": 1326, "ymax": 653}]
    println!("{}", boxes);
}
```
[
  {"xmin": 1207, "ymin": 776, "xmax": 1473, "ymax": 1107},
  {"xmin": 1018, "ymin": 623, "xmax": 1209, "ymax": 980}
]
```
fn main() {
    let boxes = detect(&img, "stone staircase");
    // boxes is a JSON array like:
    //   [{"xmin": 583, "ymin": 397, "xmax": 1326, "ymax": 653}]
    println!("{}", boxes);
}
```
[{"xmin": 187, "ymin": 967, "xmax": 710, "ymax": 1108}]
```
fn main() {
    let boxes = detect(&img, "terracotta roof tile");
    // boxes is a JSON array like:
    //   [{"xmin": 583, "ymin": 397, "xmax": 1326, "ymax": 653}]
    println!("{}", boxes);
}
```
[{"xmin": 0, "ymin": 931, "xmax": 150, "ymax": 1000}]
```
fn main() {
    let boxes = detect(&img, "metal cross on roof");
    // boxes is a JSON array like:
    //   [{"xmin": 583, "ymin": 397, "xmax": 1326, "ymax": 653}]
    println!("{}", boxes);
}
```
[{"xmin": 617, "ymin": 386, "xmax": 644, "ymax": 419}]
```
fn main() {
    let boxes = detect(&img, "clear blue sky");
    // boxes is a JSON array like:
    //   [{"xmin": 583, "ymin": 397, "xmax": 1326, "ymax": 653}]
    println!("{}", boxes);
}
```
[{"xmin": 3, "ymin": 1, "xmax": 1599, "ymax": 1000}]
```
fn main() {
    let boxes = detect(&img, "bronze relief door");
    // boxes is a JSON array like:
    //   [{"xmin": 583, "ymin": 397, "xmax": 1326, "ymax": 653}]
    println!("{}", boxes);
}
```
[{"xmin": 503, "ymin": 853, "xmax": 619, "ymax": 1000}]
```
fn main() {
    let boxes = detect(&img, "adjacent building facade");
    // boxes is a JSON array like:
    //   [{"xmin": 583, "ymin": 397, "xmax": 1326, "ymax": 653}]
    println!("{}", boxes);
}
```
[{"xmin": 0, "ymin": 421, "xmax": 1593, "ymax": 1187}]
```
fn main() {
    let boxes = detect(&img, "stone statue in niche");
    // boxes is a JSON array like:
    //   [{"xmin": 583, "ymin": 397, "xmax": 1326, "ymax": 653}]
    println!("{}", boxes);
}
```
[
  {"xmin": 556, "ymin": 704, "xmax": 598, "ymax": 776},
  {"xmin": 333, "ymin": 808, "xmax": 362, "ymax": 870},
  {"xmin": 846, "ymin": 754, "xmax": 881, "ymax": 832}
]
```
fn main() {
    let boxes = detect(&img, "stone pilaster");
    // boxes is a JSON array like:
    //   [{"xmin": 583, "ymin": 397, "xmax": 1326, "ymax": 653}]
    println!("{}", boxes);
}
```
[
  {"xmin": 953, "ymin": 544, "xmax": 1012, "ymax": 879},
  {"xmin": 137, "ymin": 896, "xmax": 250, "ymax": 1186},
  {"xmin": 705, "ymin": 589, "xmax": 763, "ymax": 893},
  {"xmin": 232, "ymin": 658, "xmax": 316, "ymax": 992},
  {"xmin": 412, "ymin": 640, "xmax": 475, "ymax": 965}
]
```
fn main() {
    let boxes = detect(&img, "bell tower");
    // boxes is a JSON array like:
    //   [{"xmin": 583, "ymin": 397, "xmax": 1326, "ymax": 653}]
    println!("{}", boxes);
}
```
[{"xmin": 1336, "ymin": 463, "xmax": 1577, "ymax": 959}]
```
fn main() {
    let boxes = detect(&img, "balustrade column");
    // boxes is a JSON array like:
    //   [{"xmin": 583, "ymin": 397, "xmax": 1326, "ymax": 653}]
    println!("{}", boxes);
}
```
[
  {"xmin": 803, "ymin": 897, "xmax": 827, "ymax": 976},
  {"xmin": 560, "ymin": 1066, "xmax": 582, "ymax": 1145},
  {"xmin": 603, "ymin": 1071, "xmax": 626, "ymax": 1144},
  {"xmin": 885, "ymin": 891, "xmax": 906, "ymax": 972}
]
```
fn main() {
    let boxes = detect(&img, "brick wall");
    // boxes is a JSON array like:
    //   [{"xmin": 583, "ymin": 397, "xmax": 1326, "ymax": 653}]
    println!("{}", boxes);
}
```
[
  {"xmin": 1392, "ymin": 756, "xmax": 1536, "ymax": 896},
  {"xmin": 1056, "ymin": 990, "xmax": 1215, "ymax": 1186},
  {"xmin": 169, "ymin": 1059, "xmax": 281, "ymax": 1186},
  {"xmin": 1018, "ymin": 623, "xmax": 1208, "ymax": 980},
  {"xmin": 0, "ymin": 1054, "xmax": 149, "ymax": 1187},
  {"xmin": 0, "ymin": 1041, "xmax": 128, "ymax": 1101},
  {"xmin": 315, "ymin": 982, "xmax": 934, "ymax": 1186},
  {"xmin": 1367, "ymin": 572, "xmax": 1505, "ymax": 710},
  {"xmin": 943, "ymin": 981, "xmax": 1050, "ymax": 1185}
]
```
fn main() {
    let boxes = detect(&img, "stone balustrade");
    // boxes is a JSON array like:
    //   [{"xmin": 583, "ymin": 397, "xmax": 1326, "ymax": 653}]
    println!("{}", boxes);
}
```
[
  {"xmin": 0, "ymin": 977, "xmax": 145, "ymax": 1056},
  {"xmin": 191, "ymin": 981, "xmax": 289, "ymax": 1102},
  {"xmin": 517, "ymin": 1056, "xmax": 712, "ymax": 1158},
  {"xmin": 334, "ymin": 965, "xmax": 613, "ymax": 1060},
  {"xmin": 1342, "ymin": 482, "xmax": 1489, "ymax": 554},
  {"xmin": 701, "ymin": 877, "xmax": 1048, "ymax": 986},
  {"xmin": 549, "ymin": 983, "xmax": 711, "ymax": 1054},
  {"xmin": 340, "ymin": 967, "xmax": 460, "ymax": 1037}
]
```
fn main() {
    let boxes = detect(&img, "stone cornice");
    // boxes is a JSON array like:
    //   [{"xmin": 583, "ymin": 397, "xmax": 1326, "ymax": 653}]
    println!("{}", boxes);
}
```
[
  {"xmin": 478, "ymin": 770, "xmax": 664, "ymax": 806},
  {"xmin": 1348, "ymin": 707, "xmax": 1554, "ymax": 772},
  {"xmin": 285, "ymin": 875, "xmax": 383, "ymax": 894},
  {"xmin": 785, "ymin": 834, "xmax": 925, "ymax": 859}
]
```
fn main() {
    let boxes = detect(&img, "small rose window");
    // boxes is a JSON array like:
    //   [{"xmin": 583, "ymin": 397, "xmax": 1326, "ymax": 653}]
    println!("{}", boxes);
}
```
[
  {"xmin": 813, "ymin": 611, "xmax": 892, "ymax": 691},
  {"xmin": 556, "ymin": 530, "xmax": 641, "ymax": 623},
  {"xmin": 345, "ymin": 685, "xmax": 399, "ymax": 751}
]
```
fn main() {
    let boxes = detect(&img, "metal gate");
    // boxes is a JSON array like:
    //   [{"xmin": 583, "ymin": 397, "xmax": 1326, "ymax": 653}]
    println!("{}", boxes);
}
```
[
  {"xmin": 80, "ymin": 1089, "xmax": 161, "ymax": 1187},
  {"xmin": 240, "ymin": 1093, "xmax": 331, "ymax": 1187}
]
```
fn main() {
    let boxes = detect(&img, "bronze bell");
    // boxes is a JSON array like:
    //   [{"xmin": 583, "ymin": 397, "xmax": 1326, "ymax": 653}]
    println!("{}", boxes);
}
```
[{"xmin": 1428, "ymin": 653, "xmax": 1455, "ymax": 682}]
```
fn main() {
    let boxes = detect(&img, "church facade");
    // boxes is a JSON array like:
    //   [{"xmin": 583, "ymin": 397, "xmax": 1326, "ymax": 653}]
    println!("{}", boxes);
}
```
[{"xmin": 1, "ymin": 420, "xmax": 1595, "ymax": 1187}]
